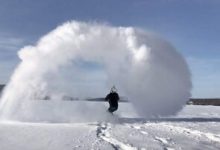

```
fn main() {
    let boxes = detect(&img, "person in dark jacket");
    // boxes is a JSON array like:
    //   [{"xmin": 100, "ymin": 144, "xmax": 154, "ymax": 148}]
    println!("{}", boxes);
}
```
[{"xmin": 105, "ymin": 86, "xmax": 119, "ymax": 113}]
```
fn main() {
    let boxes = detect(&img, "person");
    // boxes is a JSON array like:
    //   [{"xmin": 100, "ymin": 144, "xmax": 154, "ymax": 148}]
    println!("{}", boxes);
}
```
[{"xmin": 105, "ymin": 86, "xmax": 119, "ymax": 113}]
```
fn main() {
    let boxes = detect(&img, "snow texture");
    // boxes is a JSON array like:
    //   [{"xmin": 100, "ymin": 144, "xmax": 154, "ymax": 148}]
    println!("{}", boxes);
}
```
[{"xmin": 1, "ymin": 104, "xmax": 220, "ymax": 150}]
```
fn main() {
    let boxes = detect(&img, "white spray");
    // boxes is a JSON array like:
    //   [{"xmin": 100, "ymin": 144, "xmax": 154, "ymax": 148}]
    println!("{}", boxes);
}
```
[{"xmin": 0, "ymin": 21, "xmax": 191, "ymax": 121}]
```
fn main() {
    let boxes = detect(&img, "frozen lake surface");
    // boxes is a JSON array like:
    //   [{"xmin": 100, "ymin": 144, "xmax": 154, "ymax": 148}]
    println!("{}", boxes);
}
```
[{"xmin": 1, "ymin": 101, "xmax": 220, "ymax": 150}]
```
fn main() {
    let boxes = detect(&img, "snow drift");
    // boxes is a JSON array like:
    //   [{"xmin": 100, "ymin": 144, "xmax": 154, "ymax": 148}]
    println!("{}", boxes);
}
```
[{"xmin": 0, "ymin": 21, "xmax": 191, "ymax": 121}]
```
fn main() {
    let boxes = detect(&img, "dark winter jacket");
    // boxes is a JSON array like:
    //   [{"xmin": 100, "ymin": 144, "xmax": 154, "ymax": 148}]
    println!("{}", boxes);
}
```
[{"xmin": 105, "ymin": 92, "xmax": 119, "ymax": 107}]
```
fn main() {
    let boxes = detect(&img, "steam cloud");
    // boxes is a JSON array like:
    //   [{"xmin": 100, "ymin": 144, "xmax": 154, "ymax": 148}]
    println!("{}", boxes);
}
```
[{"xmin": 0, "ymin": 21, "xmax": 191, "ymax": 121}]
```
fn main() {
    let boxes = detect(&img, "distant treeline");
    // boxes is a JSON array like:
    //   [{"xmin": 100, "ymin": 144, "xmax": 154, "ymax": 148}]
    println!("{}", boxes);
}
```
[
  {"xmin": 0, "ymin": 84, "xmax": 219, "ymax": 105},
  {"xmin": 187, "ymin": 98, "xmax": 220, "ymax": 106}
]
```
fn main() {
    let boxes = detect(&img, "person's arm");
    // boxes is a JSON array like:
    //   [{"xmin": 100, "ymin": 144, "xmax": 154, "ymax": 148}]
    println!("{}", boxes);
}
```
[
  {"xmin": 116, "ymin": 93, "xmax": 119, "ymax": 101},
  {"xmin": 105, "ymin": 94, "xmax": 110, "ymax": 101}
]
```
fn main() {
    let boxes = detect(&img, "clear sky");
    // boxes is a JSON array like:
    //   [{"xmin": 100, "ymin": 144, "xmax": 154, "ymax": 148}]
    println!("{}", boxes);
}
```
[{"xmin": 0, "ymin": 0, "xmax": 219, "ymax": 98}]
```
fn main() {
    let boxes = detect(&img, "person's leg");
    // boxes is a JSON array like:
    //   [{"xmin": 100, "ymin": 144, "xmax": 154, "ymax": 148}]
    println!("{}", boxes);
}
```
[
  {"xmin": 108, "ymin": 101, "xmax": 118, "ymax": 113},
  {"xmin": 108, "ymin": 107, "xmax": 113, "ymax": 113},
  {"xmin": 112, "ymin": 107, "xmax": 118, "ymax": 112},
  {"xmin": 108, "ymin": 105, "xmax": 118, "ymax": 113},
  {"xmin": 108, "ymin": 100, "xmax": 113, "ymax": 112}
]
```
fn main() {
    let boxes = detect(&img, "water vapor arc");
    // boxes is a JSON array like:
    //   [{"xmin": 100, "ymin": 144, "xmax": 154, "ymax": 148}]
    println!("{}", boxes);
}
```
[{"xmin": 0, "ymin": 21, "xmax": 191, "ymax": 121}]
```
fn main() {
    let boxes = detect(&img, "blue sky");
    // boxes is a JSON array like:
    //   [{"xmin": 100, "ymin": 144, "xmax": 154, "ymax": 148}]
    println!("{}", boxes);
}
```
[{"xmin": 0, "ymin": 0, "xmax": 219, "ymax": 97}]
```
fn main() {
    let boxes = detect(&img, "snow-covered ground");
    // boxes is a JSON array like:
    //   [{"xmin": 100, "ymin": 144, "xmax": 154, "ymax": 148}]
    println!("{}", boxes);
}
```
[{"xmin": 1, "ymin": 101, "xmax": 220, "ymax": 150}]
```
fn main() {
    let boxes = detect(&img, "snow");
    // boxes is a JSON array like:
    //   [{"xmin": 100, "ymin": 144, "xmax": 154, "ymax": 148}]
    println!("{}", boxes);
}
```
[{"xmin": 1, "ymin": 101, "xmax": 220, "ymax": 150}]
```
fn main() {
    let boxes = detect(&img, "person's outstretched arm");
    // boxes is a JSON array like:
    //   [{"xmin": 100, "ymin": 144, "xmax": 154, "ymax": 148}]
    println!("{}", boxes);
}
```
[
  {"xmin": 105, "ymin": 94, "xmax": 110, "ymax": 101},
  {"xmin": 116, "ymin": 93, "xmax": 119, "ymax": 101}
]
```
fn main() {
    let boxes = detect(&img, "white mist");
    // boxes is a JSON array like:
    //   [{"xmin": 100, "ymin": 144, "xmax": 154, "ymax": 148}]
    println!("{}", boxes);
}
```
[{"xmin": 0, "ymin": 21, "xmax": 191, "ymax": 121}]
